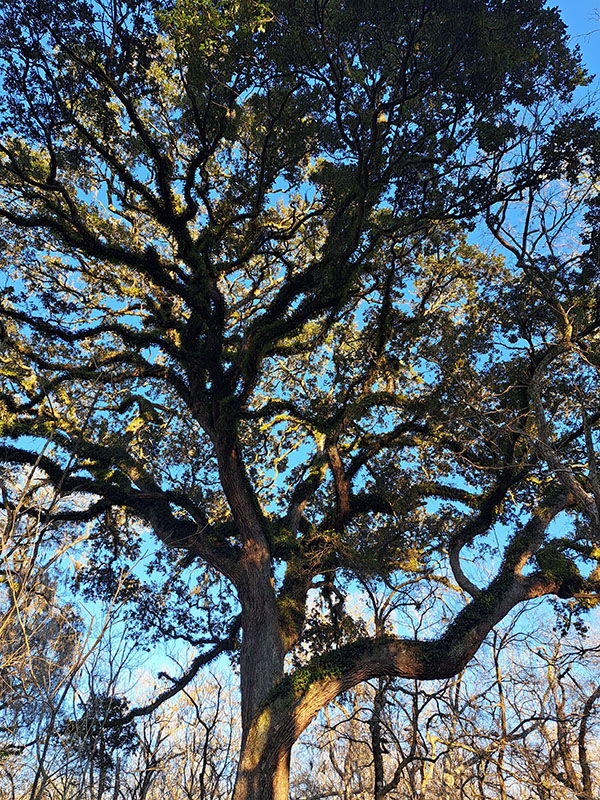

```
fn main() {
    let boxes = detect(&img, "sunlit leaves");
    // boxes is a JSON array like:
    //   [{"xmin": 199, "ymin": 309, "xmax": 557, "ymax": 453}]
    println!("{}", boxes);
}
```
[{"xmin": 1, "ymin": 0, "xmax": 600, "ymax": 721}]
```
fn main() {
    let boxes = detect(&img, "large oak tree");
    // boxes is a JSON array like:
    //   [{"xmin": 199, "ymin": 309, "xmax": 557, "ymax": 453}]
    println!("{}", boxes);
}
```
[{"xmin": 2, "ymin": 1, "xmax": 600, "ymax": 797}]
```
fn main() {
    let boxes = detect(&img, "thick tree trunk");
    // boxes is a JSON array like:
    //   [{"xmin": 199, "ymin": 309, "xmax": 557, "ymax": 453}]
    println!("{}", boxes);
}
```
[
  {"xmin": 235, "ymin": 552, "xmax": 288, "ymax": 799},
  {"xmin": 212, "ymin": 431, "xmax": 287, "ymax": 734},
  {"xmin": 239, "ymin": 561, "xmax": 286, "ymax": 739},
  {"xmin": 233, "ymin": 567, "xmax": 289, "ymax": 800},
  {"xmin": 233, "ymin": 699, "xmax": 295, "ymax": 800}
]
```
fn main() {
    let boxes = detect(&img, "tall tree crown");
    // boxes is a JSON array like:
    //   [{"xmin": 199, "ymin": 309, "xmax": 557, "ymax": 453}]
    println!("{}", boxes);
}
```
[{"xmin": 1, "ymin": 1, "xmax": 600, "ymax": 797}]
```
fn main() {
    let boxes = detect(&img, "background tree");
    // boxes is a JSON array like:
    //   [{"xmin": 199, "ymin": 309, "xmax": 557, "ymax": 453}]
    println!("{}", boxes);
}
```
[
  {"xmin": 0, "ymin": 466, "xmax": 87, "ymax": 798},
  {"xmin": 1, "ymin": 0, "xmax": 600, "ymax": 798}
]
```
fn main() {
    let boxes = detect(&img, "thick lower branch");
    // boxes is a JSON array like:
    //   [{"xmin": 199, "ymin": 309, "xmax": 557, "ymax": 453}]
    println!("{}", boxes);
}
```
[{"xmin": 235, "ymin": 569, "xmax": 568, "ymax": 800}]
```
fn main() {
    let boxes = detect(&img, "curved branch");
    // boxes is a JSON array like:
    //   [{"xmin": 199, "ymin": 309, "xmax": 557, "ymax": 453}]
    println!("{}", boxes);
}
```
[
  {"xmin": 448, "ymin": 467, "xmax": 523, "ymax": 596},
  {"xmin": 237, "ymin": 563, "xmax": 571, "ymax": 798}
]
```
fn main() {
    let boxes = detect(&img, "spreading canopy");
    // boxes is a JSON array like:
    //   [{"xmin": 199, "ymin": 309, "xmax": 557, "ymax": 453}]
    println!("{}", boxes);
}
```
[{"xmin": 1, "ymin": 1, "xmax": 600, "ymax": 797}]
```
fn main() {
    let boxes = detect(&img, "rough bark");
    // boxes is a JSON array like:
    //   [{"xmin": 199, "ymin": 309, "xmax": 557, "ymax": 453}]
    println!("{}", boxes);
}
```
[
  {"xmin": 213, "ymin": 429, "xmax": 286, "ymax": 735},
  {"xmin": 238, "ymin": 558, "xmax": 285, "ymax": 740},
  {"xmin": 369, "ymin": 678, "xmax": 386, "ymax": 800}
]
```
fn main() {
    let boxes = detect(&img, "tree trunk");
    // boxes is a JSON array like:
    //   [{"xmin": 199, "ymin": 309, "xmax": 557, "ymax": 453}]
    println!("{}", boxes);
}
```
[
  {"xmin": 212, "ymin": 432, "xmax": 287, "ymax": 735},
  {"xmin": 234, "ymin": 555, "xmax": 288, "ymax": 799},
  {"xmin": 233, "ymin": 701, "xmax": 294, "ymax": 800},
  {"xmin": 369, "ymin": 678, "xmax": 386, "ymax": 800},
  {"xmin": 239, "ymin": 573, "xmax": 285, "ymax": 740}
]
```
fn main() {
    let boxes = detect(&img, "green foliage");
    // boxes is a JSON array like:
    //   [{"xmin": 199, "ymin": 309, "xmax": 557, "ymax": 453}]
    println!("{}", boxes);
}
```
[{"xmin": 0, "ymin": 3, "xmax": 600, "ymax": 791}]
